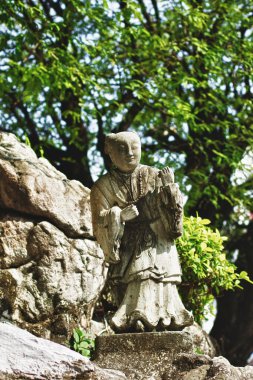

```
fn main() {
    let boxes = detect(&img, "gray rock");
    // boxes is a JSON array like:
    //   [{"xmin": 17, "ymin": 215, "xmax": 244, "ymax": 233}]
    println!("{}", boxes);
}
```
[
  {"xmin": 171, "ymin": 353, "xmax": 253, "ymax": 380},
  {"xmin": 93, "ymin": 330, "xmax": 196, "ymax": 379},
  {"xmin": 184, "ymin": 322, "xmax": 217, "ymax": 357},
  {"xmin": 83, "ymin": 367, "xmax": 127, "ymax": 380},
  {"xmin": 0, "ymin": 322, "xmax": 126, "ymax": 379},
  {"xmin": 0, "ymin": 132, "xmax": 92, "ymax": 238},
  {"xmin": 0, "ymin": 132, "xmax": 107, "ymax": 341},
  {"xmin": 0, "ymin": 215, "xmax": 107, "ymax": 341},
  {"xmin": 94, "ymin": 333, "xmax": 252, "ymax": 380},
  {"xmin": 89, "ymin": 320, "xmax": 114, "ymax": 339}
]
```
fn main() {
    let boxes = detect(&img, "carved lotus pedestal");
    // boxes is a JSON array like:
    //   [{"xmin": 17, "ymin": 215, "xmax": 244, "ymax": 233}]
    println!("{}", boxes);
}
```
[{"xmin": 93, "ymin": 330, "xmax": 194, "ymax": 380}]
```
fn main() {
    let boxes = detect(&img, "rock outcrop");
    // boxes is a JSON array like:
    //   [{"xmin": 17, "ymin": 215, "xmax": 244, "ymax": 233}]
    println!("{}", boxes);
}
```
[
  {"xmin": 1, "ymin": 322, "xmax": 251, "ymax": 380},
  {"xmin": 0, "ymin": 322, "xmax": 126, "ymax": 379},
  {"xmin": 171, "ymin": 353, "xmax": 253, "ymax": 380},
  {"xmin": 0, "ymin": 132, "xmax": 92, "ymax": 237},
  {"xmin": 0, "ymin": 132, "xmax": 107, "ymax": 342},
  {"xmin": 184, "ymin": 322, "xmax": 217, "ymax": 357}
]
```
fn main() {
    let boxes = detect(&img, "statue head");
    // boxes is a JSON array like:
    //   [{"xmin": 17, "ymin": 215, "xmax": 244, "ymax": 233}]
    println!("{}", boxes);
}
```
[{"xmin": 105, "ymin": 131, "xmax": 141, "ymax": 173}]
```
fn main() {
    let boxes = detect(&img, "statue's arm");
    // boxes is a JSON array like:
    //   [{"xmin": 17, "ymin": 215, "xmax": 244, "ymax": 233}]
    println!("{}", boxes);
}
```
[{"xmin": 90, "ymin": 184, "xmax": 124, "ymax": 264}]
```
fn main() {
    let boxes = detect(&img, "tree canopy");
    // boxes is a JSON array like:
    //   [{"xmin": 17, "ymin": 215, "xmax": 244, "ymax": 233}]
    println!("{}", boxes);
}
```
[{"xmin": 0, "ymin": 0, "xmax": 252, "ymax": 365}]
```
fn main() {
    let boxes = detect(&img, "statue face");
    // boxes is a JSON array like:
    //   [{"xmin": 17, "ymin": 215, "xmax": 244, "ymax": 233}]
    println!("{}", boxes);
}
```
[{"xmin": 108, "ymin": 133, "xmax": 141, "ymax": 173}]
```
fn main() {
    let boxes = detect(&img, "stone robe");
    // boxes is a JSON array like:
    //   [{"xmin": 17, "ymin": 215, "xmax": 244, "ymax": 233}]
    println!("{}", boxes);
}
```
[{"xmin": 90, "ymin": 164, "xmax": 193, "ymax": 331}]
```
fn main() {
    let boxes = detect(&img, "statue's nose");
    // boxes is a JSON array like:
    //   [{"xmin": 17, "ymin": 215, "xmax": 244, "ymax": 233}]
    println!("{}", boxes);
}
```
[{"xmin": 127, "ymin": 147, "xmax": 134, "ymax": 156}]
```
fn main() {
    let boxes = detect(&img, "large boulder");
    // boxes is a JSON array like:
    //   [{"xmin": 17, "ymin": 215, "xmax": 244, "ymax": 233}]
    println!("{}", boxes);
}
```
[
  {"xmin": 0, "ymin": 322, "xmax": 126, "ymax": 379},
  {"xmin": 0, "ymin": 132, "xmax": 92, "ymax": 238},
  {"xmin": 0, "ymin": 132, "xmax": 107, "ymax": 342}
]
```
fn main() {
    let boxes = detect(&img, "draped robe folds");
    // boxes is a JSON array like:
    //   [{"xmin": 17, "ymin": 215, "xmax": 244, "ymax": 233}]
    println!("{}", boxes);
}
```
[{"xmin": 90, "ymin": 164, "xmax": 193, "ymax": 331}]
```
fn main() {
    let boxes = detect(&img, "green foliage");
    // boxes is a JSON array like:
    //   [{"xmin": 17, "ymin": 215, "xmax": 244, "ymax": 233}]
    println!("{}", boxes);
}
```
[
  {"xmin": 177, "ymin": 215, "xmax": 252, "ymax": 324},
  {"xmin": 39, "ymin": 145, "xmax": 44, "ymax": 157},
  {"xmin": 195, "ymin": 347, "xmax": 205, "ymax": 355},
  {"xmin": 24, "ymin": 135, "xmax": 31, "ymax": 147},
  {"xmin": 0, "ymin": 0, "xmax": 252, "ymax": 198},
  {"xmin": 69, "ymin": 327, "xmax": 95, "ymax": 358}
]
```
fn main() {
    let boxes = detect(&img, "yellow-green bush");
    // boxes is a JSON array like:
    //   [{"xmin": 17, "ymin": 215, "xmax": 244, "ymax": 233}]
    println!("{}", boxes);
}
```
[{"xmin": 177, "ymin": 215, "xmax": 252, "ymax": 324}]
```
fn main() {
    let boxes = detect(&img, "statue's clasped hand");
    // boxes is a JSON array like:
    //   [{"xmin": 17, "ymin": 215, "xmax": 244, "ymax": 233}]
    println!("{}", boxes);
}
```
[
  {"xmin": 158, "ymin": 167, "xmax": 174, "ymax": 186},
  {"xmin": 120, "ymin": 204, "xmax": 139, "ymax": 222},
  {"xmin": 158, "ymin": 167, "xmax": 175, "ymax": 205}
]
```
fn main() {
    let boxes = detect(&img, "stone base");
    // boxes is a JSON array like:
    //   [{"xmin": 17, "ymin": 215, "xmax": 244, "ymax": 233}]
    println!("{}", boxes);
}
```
[{"xmin": 93, "ymin": 330, "xmax": 194, "ymax": 379}]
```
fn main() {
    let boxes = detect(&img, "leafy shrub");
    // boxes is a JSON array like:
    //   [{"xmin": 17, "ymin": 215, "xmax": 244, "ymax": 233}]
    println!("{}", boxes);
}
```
[
  {"xmin": 69, "ymin": 327, "xmax": 95, "ymax": 358},
  {"xmin": 177, "ymin": 215, "xmax": 252, "ymax": 324}
]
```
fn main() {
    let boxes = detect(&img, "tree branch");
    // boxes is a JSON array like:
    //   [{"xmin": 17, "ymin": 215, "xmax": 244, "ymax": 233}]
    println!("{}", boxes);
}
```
[
  {"xmin": 151, "ymin": 0, "xmax": 161, "ymax": 31},
  {"xmin": 7, "ymin": 92, "xmax": 40, "ymax": 147},
  {"xmin": 145, "ymin": 127, "xmax": 192, "ymax": 155},
  {"xmin": 116, "ymin": 101, "xmax": 144, "ymax": 132},
  {"xmin": 136, "ymin": 0, "xmax": 154, "ymax": 32}
]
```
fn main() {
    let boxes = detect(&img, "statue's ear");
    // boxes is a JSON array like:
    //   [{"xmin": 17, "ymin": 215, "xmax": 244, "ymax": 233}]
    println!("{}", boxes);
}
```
[{"xmin": 104, "ymin": 133, "xmax": 116, "ymax": 155}]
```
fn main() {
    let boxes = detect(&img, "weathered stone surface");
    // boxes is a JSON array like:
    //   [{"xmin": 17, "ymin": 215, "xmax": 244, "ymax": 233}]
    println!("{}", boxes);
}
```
[
  {"xmin": 93, "ymin": 330, "xmax": 194, "ymax": 379},
  {"xmin": 0, "ymin": 322, "xmax": 126, "ymax": 380},
  {"xmin": 89, "ymin": 320, "xmax": 114, "ymax": 339},
  {"xmin": 0, "ymin": 132, "xmax": 107, "ymax": 341},
  {"xmin": 184, "ymin": 322, "xmax": 217, "ymax": 357},
  {"xmin": 0, "ymin": 214, "xmax": 106, "ymax": 341},
  {"xmin": 93, "ymin": 331, "xmax": 252, "ymax": 380},
  {"xmin": 0, "ymin": 132, "xmax": 92, "ymax": 238},
  {"xmin": 83, "ymin": 368, "xmax": 127, "ymax": 380},
  {"xmin": 171, "ymin": 353, "xmax": 253, "ymax": 380},
  {"xmin": 91, "ymin": 131, "xmax": 193, "ymax": 333}
]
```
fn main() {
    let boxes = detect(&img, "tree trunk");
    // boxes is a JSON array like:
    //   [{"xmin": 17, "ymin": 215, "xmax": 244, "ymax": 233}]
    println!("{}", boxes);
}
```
[{"xmin": 211, "ymin": 221, "xmax": 253, "ymax": 365}]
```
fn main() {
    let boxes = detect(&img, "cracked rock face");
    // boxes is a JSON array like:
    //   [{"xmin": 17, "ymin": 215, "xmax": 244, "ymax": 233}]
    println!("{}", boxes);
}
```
[
  {"xmin": 0, "ymin": 132, "xmax": 92, "ymax": 238},
  {"xmin": 0, "ymin": 133, "xmax": 107, "ymax": 342}
]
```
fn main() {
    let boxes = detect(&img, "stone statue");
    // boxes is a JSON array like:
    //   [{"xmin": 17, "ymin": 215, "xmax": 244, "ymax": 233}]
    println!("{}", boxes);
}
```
[{"xmin": 90, "ymin": 131, "xmax": 193, "ymax": 332}]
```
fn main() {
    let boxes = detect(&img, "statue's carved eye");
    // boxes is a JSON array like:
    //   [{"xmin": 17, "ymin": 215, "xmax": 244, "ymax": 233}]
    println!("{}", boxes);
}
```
[{"xmin": 119, "ymin": 145, "xmax": 127, "ymax": 152}]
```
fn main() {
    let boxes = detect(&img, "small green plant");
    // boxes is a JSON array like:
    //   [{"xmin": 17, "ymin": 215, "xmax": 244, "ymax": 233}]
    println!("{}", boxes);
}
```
[
  {"xmin": 69, "ymin": 327, "xmax": 95, "ymax": 358},
  {"xmin": 195, "ymin": 347, "xmax": 205, "ymax": 355},
  {"xmin": 24, "ymin": 135, "xmax": 31, "ymax": 147},
  {"xmin": 177, "ymin": 215, "xmax": 252, "ymax": 324},
  {"xmin": 39, "ymin": 145, "xmax": 44, "ymax": 157}
]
